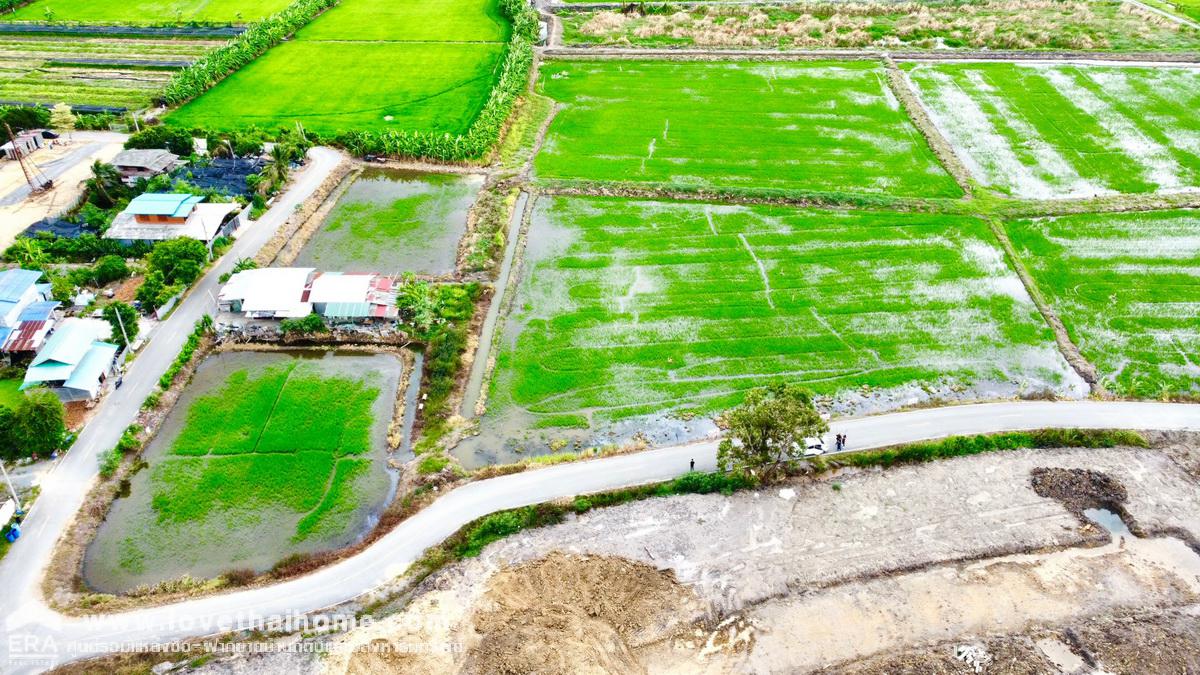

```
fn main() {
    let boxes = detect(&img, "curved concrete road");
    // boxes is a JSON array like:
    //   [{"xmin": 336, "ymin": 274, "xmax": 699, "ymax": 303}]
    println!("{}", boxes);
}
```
[
  {"xmin": 2, "ymin": 400, "xmax": 1198, "ymax": 671},
  {"xmin": 0, "ymin": 147, "xmax": 345, "ymax": 674}
]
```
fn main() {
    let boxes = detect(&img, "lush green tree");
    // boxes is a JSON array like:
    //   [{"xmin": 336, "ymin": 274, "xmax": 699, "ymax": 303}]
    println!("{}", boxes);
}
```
[
  {"xmin": 147, "ymin": 237, "xmax": 207, "ymax": 285},
  {"xmin": 716, "ymin": 384, "xmax": 828, "ymax": 481},
  {"xmin": 279, "ymin": 313, "xmax": 328, "ymax": 335},
  {"xmin": 6, "ymin": 238, "xmax": 48, "ymax": 270},
  {"xmin": 1, "ymin": 390, "xmax": 66, "ymax": 460},
  {"xmin": 396, "ymin": 273, "xmax": 439, "ymax": 334},
  {"xmin": 84, "ymin": 161, "xmax": 128, "ymax": 209},
  {"xmin": 102, "ymin": 301, "xmax": 139, "ymax": 347},
  {"xmin": 49, "ymin": 275, "xmax": 74, "ymax": 303},
  {"xmin": 92, "ymin": 255, "xmax": 130, "ymax": 286},
  {"xmin": 125, "ymin": 126, "xmax": 194, "ymax": 157},
  {"xmin": 0, "ymin": 105, "xmax": 50, "ymax": 133}
]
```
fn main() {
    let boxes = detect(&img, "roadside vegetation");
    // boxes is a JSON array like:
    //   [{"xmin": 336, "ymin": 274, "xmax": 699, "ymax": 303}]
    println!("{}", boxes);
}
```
[{"xmin": 562, "ymin": 1, "xmax": 1200, "ymax": 51}]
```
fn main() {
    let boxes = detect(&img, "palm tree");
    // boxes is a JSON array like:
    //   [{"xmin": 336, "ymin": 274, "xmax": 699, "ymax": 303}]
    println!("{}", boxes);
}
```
[
  {"xmin": 8, "ymin": 238, "xmax": 49, "ymax": 270},
  {"xmin": 262, "ymin": 143, "xmax": 290, "ymax": 192}
]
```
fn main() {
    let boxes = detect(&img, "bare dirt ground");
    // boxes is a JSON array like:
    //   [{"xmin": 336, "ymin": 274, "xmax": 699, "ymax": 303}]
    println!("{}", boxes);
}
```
[
  {"xmin": 282, "ymin": 441, "xmax": 1200, "ymax": 675},
  {"xmin": 0, "ymin": 132, "xmax": 125, "ymax": 249}
]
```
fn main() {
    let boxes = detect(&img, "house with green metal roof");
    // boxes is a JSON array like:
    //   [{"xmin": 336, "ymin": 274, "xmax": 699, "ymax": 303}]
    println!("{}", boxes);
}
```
[
  {"xmin": 21, "ymin": 318, "xmax": 119, "ymax": 402},
  {"xmin": 104, "ymin": 193, "xmax": 240, "ymax": 244}
]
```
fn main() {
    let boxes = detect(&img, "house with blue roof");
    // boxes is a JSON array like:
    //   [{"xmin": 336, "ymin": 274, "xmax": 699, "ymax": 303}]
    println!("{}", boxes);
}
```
[
  {"xmin": 104, "ymin": 193, "xmax": 241, "ymax": 244},
  {"xmin": 21, "ymin": 318, "xmax": 118, "ymax": 401},
  {"xmin": 0, "ymin": 268, "xmax": 51, "ymax": 328}
]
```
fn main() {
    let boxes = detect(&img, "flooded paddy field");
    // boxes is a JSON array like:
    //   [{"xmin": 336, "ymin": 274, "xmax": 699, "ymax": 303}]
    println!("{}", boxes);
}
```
[
  {"xmin": 292, "ymin": 170, "xmax": 482, "ymax": 276},
  {"xmin": 83, "ymin": 349, "xmax": 403, "ymax": 593}
]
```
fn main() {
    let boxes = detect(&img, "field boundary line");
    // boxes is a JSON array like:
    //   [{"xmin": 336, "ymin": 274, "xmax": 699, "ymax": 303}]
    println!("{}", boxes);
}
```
[
  {"xmin": 882, "ymin": 56, "xmax": 974, "ymax": 197},
  {"xmin": 540, "ymin": 47, "xmax": 1200, "ymax": 65},
  {"xmin": 737, "ymin": 233, "xmax": 776, "ymax": 309},
  {"xmin": 986, "ymin": 220, "xmax": 1108, "ymax": 398},
  {"xmin": 1123, "ymin": 0, "xmax": 1200, "ymax": 29}
]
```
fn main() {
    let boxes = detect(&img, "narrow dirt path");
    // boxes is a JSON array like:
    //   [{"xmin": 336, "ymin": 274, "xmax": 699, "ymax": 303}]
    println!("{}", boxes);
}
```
[{"xmin": 882, "ymin": 56, "xmax": 975, "ymax": 197}]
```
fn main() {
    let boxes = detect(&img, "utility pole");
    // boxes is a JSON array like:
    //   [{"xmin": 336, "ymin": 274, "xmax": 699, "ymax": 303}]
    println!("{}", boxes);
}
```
[
  {"xmin": 112, "ymin": 302, "xmax": 131, "ymax": 347},
  {"xmin": 0, "ymin": 460, "xmax": 21, "ymax": 512}
]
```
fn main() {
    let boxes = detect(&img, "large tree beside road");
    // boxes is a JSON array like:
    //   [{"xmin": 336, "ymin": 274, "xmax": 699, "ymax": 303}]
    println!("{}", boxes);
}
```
[{"xmin": 717, "ymin": 383, "xmax": 828, "ymax": 481}]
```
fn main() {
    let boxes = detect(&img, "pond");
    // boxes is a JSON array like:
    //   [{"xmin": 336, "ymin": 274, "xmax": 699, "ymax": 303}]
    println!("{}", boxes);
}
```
[
  {"xmin": 292, "ymin": 169, "xmax": 482, "ymax": 276},
  {"xmin": 83, "ymin": 349, "xmax": 403, "ymax": 593}
]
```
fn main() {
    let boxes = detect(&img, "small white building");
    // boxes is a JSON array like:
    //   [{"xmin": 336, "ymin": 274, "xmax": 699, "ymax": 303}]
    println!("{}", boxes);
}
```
[
  {"xmin": 218, "ymin": 267, "xmax": 315, "ymax": 319},
  {"xmin": 0, "ymin": 130, "xmax": 43, "ymax": 160}
]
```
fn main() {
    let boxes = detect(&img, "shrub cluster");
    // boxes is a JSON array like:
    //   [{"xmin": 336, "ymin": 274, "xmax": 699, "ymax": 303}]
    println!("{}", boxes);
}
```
[
  {"xmin": 162, "ymin": 0, "xmax": 339, "ymax": 106},
  {"xmin": 331, "ymin": 0, "xmax": 538, "ymax": 161},
  {"xmin": 157, "ymin": 315, "xmax": 214, "ymax": 390},
  {"xmin": 279, "ymin": 312, "xmax": 327, "ymax": 335}
]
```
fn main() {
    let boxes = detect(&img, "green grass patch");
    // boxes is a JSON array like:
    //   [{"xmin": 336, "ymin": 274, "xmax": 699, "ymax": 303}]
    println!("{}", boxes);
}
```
[
  {"xmin": 1007, "ymin": 210, "xmax": 1200, "ymax": 399},
  {"xmin": 827, "ymin": 428, "xmax": 1148, "ymax": 469},
  {"xmin": 166, "ymin": 0, "xmax": 512, "ymax": 136},
  {"xmin": 534, "ymin": 59, "xmax": 961, "ymax": 199},
  {"xmin": 8, "ymin": 0, "xmax": 292, "ymax": 24},
  {"xmin": 0, "ymin": 379, "xmax": 25, "ymax": 409},
  {"xmin": 904, "ymin": 62, "xmax": 1200, "ymax": 199},
  {"xmin": 486, "ymin": 196, "xmax": 1080, "ymax": 431}
]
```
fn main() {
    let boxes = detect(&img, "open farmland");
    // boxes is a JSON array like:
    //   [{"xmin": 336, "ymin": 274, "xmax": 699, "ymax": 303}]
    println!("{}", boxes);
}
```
[
  {"xmin": 482, "ymin": 196, "xmax": 1082, "ymax": 438},
  {"xmin": 534, "ymin": 60, "xmax": 960, "ymax": 199},
  {"xmin": 6, "ymin": 0, "xmax": 291, "ymax": 24},
  {"xmin": 1007, "ymin": 210, "xmax": 1200, "ymax": 399},
  {"xmin": 293, "ymin": 170, "xmax": 482, "ymax": 275},
  {"xmin": 166, "ymin": 0, "xmax": 510, "ymax": 136},
  {"xmin": 84, "ymin": 350, "xmax": 402, "ymax": 593},
  {"xmin": 904, "ymin": 62, "xmax": 1200, "ymax": 199},
  {"xmin": 562, "ymin": 1, "xmax": 1200, "ymax": 52},
  {"xmin": 0, "ymin": 35, "xmax": 217, "ymax": 109}
]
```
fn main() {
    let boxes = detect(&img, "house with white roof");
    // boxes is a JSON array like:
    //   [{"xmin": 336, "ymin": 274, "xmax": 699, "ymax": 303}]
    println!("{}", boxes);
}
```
[
  {"xmin": 21, "ymin": 318, "xmax": 118, "ymax": 401},
  {"xmin": 0, "ymin": 269, "xmax": 58, "ymax": 354},
  {"xmin": 109, "ymin": 149, "xmax": 182, "ymax": 185},
  {"xmin": 218, "ymin": 268, "xmax": 398, "ymax": 322},
  {"xmin": 104, "ymin": 193, "xmax": 240, "ymax": 244}
]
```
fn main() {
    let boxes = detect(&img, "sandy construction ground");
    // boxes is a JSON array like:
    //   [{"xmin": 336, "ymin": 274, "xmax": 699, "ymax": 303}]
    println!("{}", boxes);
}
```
[
  {"xmin": 0, "ymin": 131, "xmax": 126, "ymax": 251},
  {"xmin": 316, "ymin": 442, "xmax": 1200, "ymax": 675}
]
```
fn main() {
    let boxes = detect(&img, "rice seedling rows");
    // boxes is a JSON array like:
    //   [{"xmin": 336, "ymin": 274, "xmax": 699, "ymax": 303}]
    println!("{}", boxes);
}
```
[
  {"xmin": 534, "ymin": 59, "xmax": 961, "ymax": 199},
  {"xmin": 485, "ymin": 196, "xmax": 1081, "ymax": 431},
  {"xmin": 7, "ymin": 0, "xmax": 292, "ymax": 25},
  {"xmin": 904, "ymin": 62, "xmax": 1200, "ymax": 199},
  {"xmin": 1007, "ymin": 210, "xmax": 1200, "ymax": 398},
  {"xmin": 167, "ymin": 0, "xmax": 512, "ymax": 135}
]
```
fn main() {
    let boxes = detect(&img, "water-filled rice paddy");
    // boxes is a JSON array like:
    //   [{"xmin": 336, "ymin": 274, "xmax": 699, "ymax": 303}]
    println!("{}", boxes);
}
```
[
  {"xmin": 84, "ymin": 350, "xmax": 401, "ymax": 593},
  {"xmin": 1007, "ymin": 209, "xmax": 1200, "ymax": 398},
  {"xmin": 293, "ymin": 170, "xmax": 481, "ymax": 276},
  {"xmin": 481, "ymin": 196, "xmax": 1082, "ymax": 436},
  {"xmin": 904, "ymin": 62, "xmax": 1200, "ymax": 199},
  {"xmin": 533, "ymin": 59, "xmax": 962, "ymax": 199}
]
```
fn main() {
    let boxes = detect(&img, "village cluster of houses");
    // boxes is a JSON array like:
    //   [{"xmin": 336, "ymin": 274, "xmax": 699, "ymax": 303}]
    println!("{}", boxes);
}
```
[{"xmin": 0, "ymin": 269, "xmax": 118, "ymax": 402}]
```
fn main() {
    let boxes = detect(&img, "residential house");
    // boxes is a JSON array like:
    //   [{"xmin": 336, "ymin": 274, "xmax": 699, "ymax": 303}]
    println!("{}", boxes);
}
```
[
  {"xmin": 0, "ymin": 269, "xmax": 57, "ymax": 354},
  {"xmin": 104, "ymin": 193, "xmax": 240, "ymax": 244},
  {"xmin": 109, "ymin": 149, "xmax": 182, "ymax": 185},
  {"xmin": 0, "ymin": 130, "xmax": 43, "ymax": 160},
  {"xmin": 219, "ymin": 268, "xmax": 398, "ymax": 321},
  {"xmin": 21, "ymin": 318, "xmax": 118, "ymax": 401}
]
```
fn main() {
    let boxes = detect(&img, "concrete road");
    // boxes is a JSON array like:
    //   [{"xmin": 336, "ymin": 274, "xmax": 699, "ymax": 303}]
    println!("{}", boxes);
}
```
[
  {"xmin": 0, "ymin": 147, "xmax": 344, "ymax": 673},
  {"xmin": 2, "ymin": 399, "xmax": 1198, "ymax": 671}
]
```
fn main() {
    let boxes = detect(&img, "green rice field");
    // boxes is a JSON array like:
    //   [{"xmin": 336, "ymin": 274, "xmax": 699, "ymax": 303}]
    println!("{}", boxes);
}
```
[
  {"xmin": 7, "ymin": 0, "xmax": 291, "ymax": 24},
  {"xmin": 167, "ymin": 0, "xmax": 510, "ymax": 135},
  {"xmin": 904, "ymin": 62, "xmax": 1200, "ymax": 199},
  {"xmin": 1007, "ymin": 210, "xmax": 1200, "ymax": 398},
  {"xmin": 84, "ymin": 350, "xmax": 402, "ymax": 593},
  {"xmin": 0, "ymin": 36, "xmax": 216, "ymax": 109},
  {"xmin": 534, "ymin": 60, "xmax": 961, "ymax": 199},
  {"xmin": 293, "ymin": 170, "xmax": 482, "ymax": 275},
  {"xmin": 484, "ymin": 196, "xmax": 1082, "ymax": 432}
]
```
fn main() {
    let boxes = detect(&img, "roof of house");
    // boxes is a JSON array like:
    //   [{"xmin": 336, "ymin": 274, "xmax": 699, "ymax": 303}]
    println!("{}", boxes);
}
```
[
  {"xmin": 111, "ymin": 149, "xmax": 179, "ymax": 172},
  {"xmin": 106, "ymin": 201, "xmax": 239, "ymax": 242},
  {"xmin": 29, "ymin": 317, "xmax": 108, "ymax": 368},
  {"xmin": 18, "ymin": 300, "xmax": 58, "ymax": 323},
  {"xmin": 220, "ymin": 267, "xmax": 314, "ymax": 318},
  {"xmin": 0, "ymin": 269, "xmax": 42, "ymax": 303},
  {"xmin": 308, "ymin": 272, "xmax": 372, "ymax": 304},
  {"xmin": 4, "ymin": 319, "xmax": 51, "ymax": 353},
  {"xmin": 309, "ymin": 272, "xmax": 398, "ymax": 319},
  {"xmin": 22, "ymin": 319, "xmax": 116, "ymax": 395},
  {"xmin": 125, "ymin": 193, "xmax": 204, "ymax": 218},
  {"xmin": 63, "ymin": 341, "xmax": 119, "ymax": 395}
]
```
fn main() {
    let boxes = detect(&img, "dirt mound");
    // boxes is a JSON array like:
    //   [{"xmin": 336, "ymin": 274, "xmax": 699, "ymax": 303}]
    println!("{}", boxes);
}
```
[
  {"xmin": 463, "ymin": 551, "xmax": 701, "ymax": 675},
  {"xmin": 1030, "ymin": 467, "xmax": 1128, "ymax": 514}
]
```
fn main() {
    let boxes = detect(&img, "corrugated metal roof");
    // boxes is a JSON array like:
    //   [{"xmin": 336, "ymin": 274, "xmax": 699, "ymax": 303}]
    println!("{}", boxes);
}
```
[
  {"xmin": 125, "ymin": 193, "xmax": 203, "ymax": 218},
  {"xmin": 321, "ymin": 302, "xmax": 372, "ymax": 318},
  {"xmin": 4, "ymin": 319, "xmax": 49, "ymax": 353},
  {"xmin": 63, "ymin": 341, "xmax": 118, "ymax": 396},
  {"xmin": 18, "ymin": 300, "xmax": 57, "ymax": 322},
  {"xmin": 0, "ymin": 269, "xmax": 41, "ymax": 302},
  {"xmin": 30, "ymin": 318, "xmax": 105, "ymax": 367}
]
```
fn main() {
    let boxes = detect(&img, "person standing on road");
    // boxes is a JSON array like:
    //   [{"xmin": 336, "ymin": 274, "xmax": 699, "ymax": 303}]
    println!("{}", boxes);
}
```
[{"xmin": 690, "ymin": 458, "xmax": 695, "ymax": 471}]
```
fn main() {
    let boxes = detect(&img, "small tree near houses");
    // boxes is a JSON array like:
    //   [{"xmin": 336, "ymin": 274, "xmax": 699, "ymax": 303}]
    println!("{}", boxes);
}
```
[
  {"xmin": 716, "ymin": 383, "xmax": 828, "ymax": 482},
  {"xmin": 50, "ymin": 103, "xmax": 75, "ymax": 139}
]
